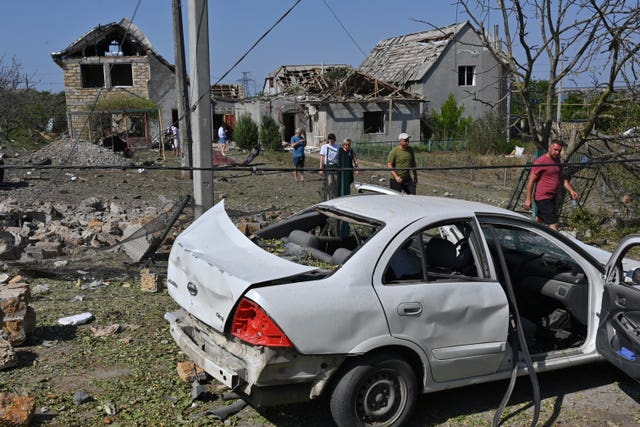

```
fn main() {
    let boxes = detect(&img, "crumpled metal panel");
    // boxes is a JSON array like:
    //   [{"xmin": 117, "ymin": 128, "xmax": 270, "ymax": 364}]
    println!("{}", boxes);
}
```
[{"xmin": 167, "ymin": 200, "xmax": 314, "ymax": 331}]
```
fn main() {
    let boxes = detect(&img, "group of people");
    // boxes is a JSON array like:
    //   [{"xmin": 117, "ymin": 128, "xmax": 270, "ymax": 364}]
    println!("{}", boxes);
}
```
[
  {"xmin": 286, "ymin": 129, "xmax": 359, "ymax": 198},
  {"xmin": 287, "ymin": 127, "xmax": 575, "ymax": 231}
]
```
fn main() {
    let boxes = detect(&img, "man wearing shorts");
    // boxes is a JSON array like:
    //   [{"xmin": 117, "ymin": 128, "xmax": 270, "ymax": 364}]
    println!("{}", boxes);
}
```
[
  {"xmin": 218, "ymin": 125, "xmax": 228, "ymax": 156},
  {"xmin": 524, "ymin": 139, "xmax": 578, "ymax": 231},
  {"xmin": 290, "ymin": 128, "xmax": 306, "ymax": 182}
]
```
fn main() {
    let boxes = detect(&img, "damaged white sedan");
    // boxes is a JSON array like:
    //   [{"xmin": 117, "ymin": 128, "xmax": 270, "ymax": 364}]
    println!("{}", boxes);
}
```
[{"xmin": 166, "ymin": 194, "xmax": 640, "ymax": 427}]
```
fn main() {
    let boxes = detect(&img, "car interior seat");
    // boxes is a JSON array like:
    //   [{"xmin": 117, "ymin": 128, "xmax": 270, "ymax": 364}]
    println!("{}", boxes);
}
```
[{"xmin": 425, "ymin": 237, "xmax": 457, "ymax": 275}]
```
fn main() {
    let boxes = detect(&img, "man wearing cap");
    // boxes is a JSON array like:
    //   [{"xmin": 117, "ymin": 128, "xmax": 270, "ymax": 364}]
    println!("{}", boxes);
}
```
[{"xmin": 387, "ymin": 132, "xmax": 418, "ymax": 194}]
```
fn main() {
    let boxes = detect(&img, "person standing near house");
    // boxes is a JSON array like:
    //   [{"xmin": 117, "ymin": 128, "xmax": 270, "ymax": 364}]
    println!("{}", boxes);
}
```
[
  {"xmin": 524, "ymin": 139, "xmax": 578, "ymax": 231},
  {"xmin": 319, "ymin": 133, "xmax": 340, "ymax": 199},
  {"xmin": 337, "ymin": 138, "xmax": 359, "ymax": 196},
  {"xmin": 169, "ymin": 124, "xmax": 180, "ymax": 157},
  {"xmin": 218, "ymin": 125, "xmax": 228, "ymax": 156},
  {"xmin": 387, "ymin": 132, "xmax": 418, "ymax": 194},
  {"xmin": 289, "ymin": 128, "xmax": 306, "ymax": 182}
]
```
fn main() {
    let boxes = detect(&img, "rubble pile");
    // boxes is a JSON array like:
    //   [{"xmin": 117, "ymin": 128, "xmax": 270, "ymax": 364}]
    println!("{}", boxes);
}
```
[
  {"xmin": 27, "ymin": 137, "xmax": 133, "ymax": 166},
  {"xmin": 0, "ymin": 195, "xmax": 166, "ymax": 262}
]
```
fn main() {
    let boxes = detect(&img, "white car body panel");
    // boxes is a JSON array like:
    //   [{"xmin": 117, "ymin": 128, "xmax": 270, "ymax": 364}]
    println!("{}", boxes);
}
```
[
  {"xmin": 167, "ymin": 201, "xmax": 315, "ymax": 331},
  {"xmin": 166, "ymin": 194, "xmax": 640, "ymax": 411}
]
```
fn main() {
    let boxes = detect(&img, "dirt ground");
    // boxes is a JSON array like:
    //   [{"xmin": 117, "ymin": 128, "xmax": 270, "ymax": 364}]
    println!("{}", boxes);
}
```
[{"xmin": 1, "ymin": 140, "xmax": 639, "ymax": 426}]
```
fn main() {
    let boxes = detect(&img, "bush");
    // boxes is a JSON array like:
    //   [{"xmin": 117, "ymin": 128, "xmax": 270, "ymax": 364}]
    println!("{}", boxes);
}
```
[
  {"xmin": 259, "ymin": 115, "xmax": 283, "ymax": 151},
  {"xmin": 234, "ymin": 114, "xmax": 259, "ymax": 150},
  {"xmin": 467, "ymin": 110, "xmax": 511, "ymax": 155}
]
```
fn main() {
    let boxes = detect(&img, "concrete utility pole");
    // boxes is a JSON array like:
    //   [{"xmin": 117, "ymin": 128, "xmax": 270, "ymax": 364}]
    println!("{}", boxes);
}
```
[
  {"xmin": 187, "ymin": 0, "xmax": 213, "ymax": 216},
  {"xmin": 172, "ymin": 0, "xmax": 193, "ymax": 174}
]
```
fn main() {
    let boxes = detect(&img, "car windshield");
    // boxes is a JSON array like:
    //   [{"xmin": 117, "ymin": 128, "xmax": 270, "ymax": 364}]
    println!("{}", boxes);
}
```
[{"xmin": 252, "ymin": 207, "xmax": 382, "ymax": 269}]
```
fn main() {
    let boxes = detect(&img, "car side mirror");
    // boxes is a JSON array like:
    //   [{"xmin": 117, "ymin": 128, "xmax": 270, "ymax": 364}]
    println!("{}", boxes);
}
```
[{"xmin": 632, "ymin": 268, "xmax": 640, "ymax": 284}]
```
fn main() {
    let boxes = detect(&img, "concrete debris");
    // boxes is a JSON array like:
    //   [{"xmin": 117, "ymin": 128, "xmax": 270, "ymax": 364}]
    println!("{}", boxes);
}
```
[
  {"xmin": 0, "ymin": 283, "xmax": 36, "ymax": 346},
  {"xmin": 177, "ymin": 361, "xmax": 206, "ymax": 383},
  {"xmin": 72, "ymin": 391, "xmax": 92, "ymax": 405},
  {"xmin": 89, "ymin": 324, "xmax": 121, "ymax": 337},
  {"xmin": 140, "ymin": 268, "xmax": 160, "ymax": 292},
  {"xmin": 57, "ymin": 312, "xmax": 93, "ymax": 326},
  {"xmin": 0, "ymin": 336, "xmax": 17, "ymax": 370},
  {"xmin": 0, "ymin": 194, "xmax": 174, "ymax": 263},
  {"xmin": 103, "ymin": 401, "xmax": 117, "ymax": 415},
  {"xmin": 0, "ymin": 392, "xmax": 36, "ymax": 426}
]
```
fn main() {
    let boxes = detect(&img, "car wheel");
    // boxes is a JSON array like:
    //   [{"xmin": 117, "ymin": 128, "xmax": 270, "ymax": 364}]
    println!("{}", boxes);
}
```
[{"xmin": 330, "ymin": 353, "xmax": 417, "ymax": 427}]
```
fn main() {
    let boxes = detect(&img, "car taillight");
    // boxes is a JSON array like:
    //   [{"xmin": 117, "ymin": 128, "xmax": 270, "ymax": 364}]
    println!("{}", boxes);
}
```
[{"xmin": 231, "ymin": 298, "xmax": 293, "ymax": 348}]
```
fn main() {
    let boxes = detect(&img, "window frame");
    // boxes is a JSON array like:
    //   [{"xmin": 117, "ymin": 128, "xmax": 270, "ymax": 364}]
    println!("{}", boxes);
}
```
[
  {"xmin": 363, "ymin": 111, "xmax": 385, "ymax": 134},
  {"xmin": 458, "ymin": 65, "xmax": 476, "ymax": 87}
]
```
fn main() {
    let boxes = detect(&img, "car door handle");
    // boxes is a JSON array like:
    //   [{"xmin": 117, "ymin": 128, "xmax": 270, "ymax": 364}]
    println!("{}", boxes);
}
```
[
  {"xmin": 617, "ymin": 296, "xmax": 627, "ymax": 307},
  {"xmin": 397, "ymin": 302, "xmax": 423, "ymax": 316}
]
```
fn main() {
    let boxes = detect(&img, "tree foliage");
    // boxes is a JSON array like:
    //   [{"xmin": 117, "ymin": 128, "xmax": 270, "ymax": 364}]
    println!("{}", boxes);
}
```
[
  {"xmin": 234, "ymin": 114, "xmax": 259, "ymax": 150},
  {"xmin": 460, "ymin": 0, "xmax": 640, "ymax": 157},
  {"xmin": 258, "ymin": 115, "xmax": 282, "ymax": 151},
  {"xmin": 467, "ymin": 111, "xmax": 511, "ymax": 155},
  {"xmin": 426, "ymin": 94, "xmax": 472, "ymax": 140},
  {"xmin": 0, "ymin": 56, "xmax": 66, "ymax": 145}
]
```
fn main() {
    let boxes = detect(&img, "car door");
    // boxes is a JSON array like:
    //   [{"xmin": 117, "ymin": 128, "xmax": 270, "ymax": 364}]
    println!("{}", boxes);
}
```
[
  {"xmin": 597, "ymin": 234, "xmax": 640, "ymax": 380},
  {"xmin": 373, "ymin": 217, "xmax": 510, "ymax": 383}
]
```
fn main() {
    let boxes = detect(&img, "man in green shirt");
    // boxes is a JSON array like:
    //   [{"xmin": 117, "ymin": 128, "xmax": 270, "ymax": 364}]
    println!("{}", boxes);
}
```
[{"xmin": 387, "ymin": 132, "xmax": 418, "ymax": 194}]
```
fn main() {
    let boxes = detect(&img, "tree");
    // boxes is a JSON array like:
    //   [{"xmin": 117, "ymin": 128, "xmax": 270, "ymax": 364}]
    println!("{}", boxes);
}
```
[
  {"xmin": 0, "ymin": 56, "xmax": 66, "ymax": 144},
  {"xmin": 426, "ymin": 94, "xmax": 472, "ymax": 141},
  {"xmin": 234, "ymin": 114, "xmax": 258, "ymax": 150},
  {"xmin": 459, "ymin": 0, "xmax": 640, "ymax": 157},
  {"xmin": 258, "ymin": 115, "xmax": 282, "ymax": 151}
]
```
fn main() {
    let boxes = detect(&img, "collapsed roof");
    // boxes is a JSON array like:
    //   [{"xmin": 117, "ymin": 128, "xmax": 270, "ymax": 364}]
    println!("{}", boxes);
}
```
[
  {"xmin": 265, "ymin": 64, "xmax": 424, "ymax": 103},
  {"xmin": 359, "ymin": 22, "xmax": 470, "ymax": 87},
  {"xmin": 51, "ymin": 17, "xmax": 174, "ymax": 71},
  {"xmin": 211, "ymin": 84, "xmax": 246, "ymax": 100}
]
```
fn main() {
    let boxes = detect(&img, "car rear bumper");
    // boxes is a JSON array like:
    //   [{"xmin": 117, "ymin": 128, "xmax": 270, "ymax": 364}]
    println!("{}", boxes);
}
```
[{"xmin": 166, "ymin": 309, "xmax": 346, "ymax": 404}]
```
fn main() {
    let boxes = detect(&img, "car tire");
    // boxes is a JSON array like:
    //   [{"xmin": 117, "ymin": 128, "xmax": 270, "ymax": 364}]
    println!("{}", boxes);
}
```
[{"xmin": 329, "ymin": 353, "xmax": 417, "ymax": 427}]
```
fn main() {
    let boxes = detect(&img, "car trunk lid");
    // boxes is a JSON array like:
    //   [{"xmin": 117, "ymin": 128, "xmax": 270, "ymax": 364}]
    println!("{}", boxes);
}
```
[{"xmin": 167, "ymin": 201, "xmax": 315, "ymax": 332}]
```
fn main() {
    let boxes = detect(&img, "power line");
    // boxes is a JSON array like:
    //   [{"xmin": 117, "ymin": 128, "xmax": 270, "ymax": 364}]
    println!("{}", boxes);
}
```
[{"xmin": 320, "ymin": 0, "xmax": 367, "ymax": 58}]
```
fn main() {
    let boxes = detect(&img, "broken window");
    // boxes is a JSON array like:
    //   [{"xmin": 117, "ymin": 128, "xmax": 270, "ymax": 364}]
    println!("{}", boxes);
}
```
[
  {"xmin": 458, "ymin": 65, "xmax": 475, "ymax": 86},
  {"xmin": 384, "ymin": 221, "xmax": 481, "ymax": 284},
  {"xmin": 363, "ymin": 111, "xmax": 385, "ymax": 134},
  {"xmin": 81, "ymin": 64, "xmax": 105, "ymax": 88},
  {"xmin": 110, "ymin": 64, "xmax": 133, "ymax": 86}
]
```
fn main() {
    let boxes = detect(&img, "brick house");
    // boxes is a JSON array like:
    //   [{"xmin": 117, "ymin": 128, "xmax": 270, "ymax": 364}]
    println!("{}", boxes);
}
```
[{"xmin": 51, "ymin": 18, "xmax": 177, "ymax": 148}]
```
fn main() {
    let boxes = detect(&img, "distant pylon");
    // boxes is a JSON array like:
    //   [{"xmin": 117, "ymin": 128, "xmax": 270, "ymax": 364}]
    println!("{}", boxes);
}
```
[{"xmin": 237, "ymin": 71, "xmax": 255, "ymax": 98}]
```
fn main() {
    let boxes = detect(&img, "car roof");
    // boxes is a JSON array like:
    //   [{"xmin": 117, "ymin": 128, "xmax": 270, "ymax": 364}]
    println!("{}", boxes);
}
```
[{"xmin": 318, "ymin": 194, "xmax": 521, "ymax": 225}]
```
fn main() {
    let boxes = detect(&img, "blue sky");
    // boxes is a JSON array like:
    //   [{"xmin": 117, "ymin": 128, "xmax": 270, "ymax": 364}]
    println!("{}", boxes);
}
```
[{"xmin": 3, "ymin": 0, "xmax": 472, "ymax": 93}]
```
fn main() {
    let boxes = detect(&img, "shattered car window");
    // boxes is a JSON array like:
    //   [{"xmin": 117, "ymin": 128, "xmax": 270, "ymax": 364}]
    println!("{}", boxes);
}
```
[
  {"xmin": 384, "ymin": 221, "xmax": 482, "ymax": 283},
  {"xmin": 252, "ymin": 207, "xmax": 382, "ymax": 269}
]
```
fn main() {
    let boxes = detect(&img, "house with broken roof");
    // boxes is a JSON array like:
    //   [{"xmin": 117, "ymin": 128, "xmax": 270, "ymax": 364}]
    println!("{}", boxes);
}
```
[
  {"xmin": 211, "ymin": 84, "xmax": 245, "ymax": 141},
  {"xmin": 359, "ymin": 22, "xmax": 508, "ymax": 123},
  {"xmin": 52, "ymin": 18, "xmax": 178, "ymax": 148},
  {"xmin": 241, "ymin": 64, "xmax": 425, "ymax": 146}
]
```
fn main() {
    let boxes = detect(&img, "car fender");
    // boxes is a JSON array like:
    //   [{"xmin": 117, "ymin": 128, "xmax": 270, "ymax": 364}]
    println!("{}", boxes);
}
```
[{"xmin": 348, "ymin": 334, "xmax": 433, "ymax": 388}]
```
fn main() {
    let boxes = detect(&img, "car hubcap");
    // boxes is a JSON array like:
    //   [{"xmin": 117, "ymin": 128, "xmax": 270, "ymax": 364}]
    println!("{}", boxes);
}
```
[{"xmin": 356, "ymin": 370, "xmax": 407, "ymax": 425}]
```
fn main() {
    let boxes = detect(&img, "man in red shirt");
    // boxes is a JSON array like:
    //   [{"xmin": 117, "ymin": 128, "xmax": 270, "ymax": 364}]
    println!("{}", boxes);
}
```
[{"xmin": 524, "ymin": 140, "xmax": 578, "ymax": 231}]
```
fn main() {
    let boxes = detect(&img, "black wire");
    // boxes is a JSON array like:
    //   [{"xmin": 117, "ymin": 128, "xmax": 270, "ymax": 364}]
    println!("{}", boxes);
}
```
[
  {"xmin": 320, "ymin": 0, "xmax": 367, "ymax": 57},
  {"xmin": 186, "ymin": 0, "xmax": 304, "ymax": 114},
  {"xmin": 2, "ymin": 156, "xmax": 640, "ymax": 173}
]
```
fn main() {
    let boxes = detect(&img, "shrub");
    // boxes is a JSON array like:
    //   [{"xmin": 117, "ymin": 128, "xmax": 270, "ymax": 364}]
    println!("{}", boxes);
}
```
[
  {"xmin": 234, "ymin": 114, "xmax": 258, "ymax": 150},
  {"xmin": 259, "ymin": 115, "xmax": 283, "ymax": 151},
  {"xmin": 467, "ymin": 110, "xmax": 512, "ymax": 155}
]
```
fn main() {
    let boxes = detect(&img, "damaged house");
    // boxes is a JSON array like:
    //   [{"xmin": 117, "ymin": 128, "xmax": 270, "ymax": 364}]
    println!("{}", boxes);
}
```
[
  {"xmin": 211, "ymin": 84, "xmax": 245, "ymax": 141},
  {"xmin": 52, "ymin": 18, "xmax": 177, "ymax": 149},
  {"xmin": 359, "ymin": 22, "xmax": 508, "ymax": 122},
  {"xmin": 240, "ymin": 64, "xmax": 425, "ymax": 146}
]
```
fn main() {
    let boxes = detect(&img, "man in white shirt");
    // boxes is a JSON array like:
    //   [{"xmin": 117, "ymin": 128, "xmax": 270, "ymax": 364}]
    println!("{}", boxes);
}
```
[
  {"xmin": 319, "ymin": 133, "xmax": 340, "ymax": 200},
  {"xmin": 218, "ymin": 125, "xmax": 228, "ymax": 156}
]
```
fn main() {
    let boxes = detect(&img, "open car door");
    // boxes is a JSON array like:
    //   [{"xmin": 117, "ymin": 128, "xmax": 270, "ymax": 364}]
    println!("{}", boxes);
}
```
[{"xmin": 596, "ymin": 234, "xmax": 640, "ymax": 381}]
